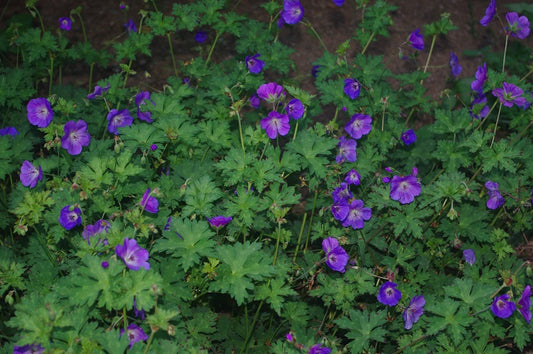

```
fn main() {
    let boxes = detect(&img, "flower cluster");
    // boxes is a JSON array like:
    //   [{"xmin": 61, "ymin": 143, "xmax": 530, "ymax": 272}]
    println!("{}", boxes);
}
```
[
  {"xmin": 485, "ymin": 181, "xmax": 504, "ymax": 209},
  {"xmin": 491, "ymin": 286, "xmax": 531, "ymax": 324},
  {"xmin": 82, "ymin": 219, "xmax": 110, "ymax": 245},
  {"xmin": 377, "ymin": 282, "xmax": 425, "ymax": 329},
  {"xmin": 331, "ymin": 173, "xmax": 372, "ymax": 230}
]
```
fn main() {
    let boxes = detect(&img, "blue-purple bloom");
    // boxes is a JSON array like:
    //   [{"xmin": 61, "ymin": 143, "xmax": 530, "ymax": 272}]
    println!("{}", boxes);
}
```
[
  {"xmin": 87, "ymin": 84, "xmax": 109, "ymax": 99},
  {"xmin": 133, "ymin": 297, "xmax": 145, "ymax": 320},
  {"xmin": 518, "ymin": 285, "xmax": 531, "ymax": 324},
  {"xmin": 331, "ymin": 199, "xmax": 350, "ymax": 222},
  {"xmin": 322, "ymin": 237, "xmax": 349, "ymax": 273},
  {"xmin": 408, "ymin": 28, "xmax": 424, "ymax": 50},
  {"xmin": 332, "ymin": 0, "xmax": 345, "ymax": 5},
  {"xmin": 207, "ymin": 216, "xmax": 232, "ymax": 229},
  {"xmin": 471, "ymin": 62, "xmax": 487, "ymax": 93},
  {"xmin": 120, "ymin": 323, "xmax": 148, "ymax": 348},
  {"xmin": 492, "ymin": 82, "xmax": 527, "ymax": 108},
  {"xmin": 505, "ymin": 12, "xmax": 530, "ymax": 39},
  {"xmin": 195, "ymin": 31, "xmax": 207, "ymax": 43},
  {"xmin": 336, "ymin": 136, "xmax": 357, "ymax": 163},
  {"xmin": 257, "ymin": 82, "xmax": 285, "ymax": 103},
  {"xmin": 463, "ymin": 249, "xmax": 476, "ymax": 265},
  {"xmin": 281, "ymin": 0, "xmax": 304, "ymax": 25},
  {"xmin": 20, "ymin": 161, "xmax": 42, "ymax": 188},
  {"xmin": 140, "ymin": 188, "xmax": 158, "ymax": 213},
  {"xmin": 485, "ymin": 181, "xmax": 504, "ymax": 209},
  {"xmin": 107, "ymin": 109, "xmax": 133, "ymax": 134},
  {"xmin": 135, "ymin": 91, "xmax": 155, "ymax": 123},
  {"xmin": 403, "ymin": 295, "xmax": 425, "ymax": 330},
  {"xmin": 491, "ymin": 294, "xmax": 516, "ymax": 319},
  {"xmin": 59, "ymin": 205, "xmax": 82, "ymax": 230},
  {"xmin": 261, "ymin": 111, "xmax": 290, "ymax": 139},
  {"xmin": 245, "ymin": 54, "xmax": 265, "ymax": 74},
  {"xmin": 469, "ymin": 94, "xmax": 490, "ymax": 120},
  {"xmin": 390, "ymin": 174, "xmax": 421, "ymax": 204},
  {"xmin": 309, "ymin": 343, "xmax": 332, "ymax": 354},
  {"xmin": 82, "ymin": 219, "xmax": 110, "ymax": 244},
  {"xmin": 285, "ymin": 98, "xmax": 304, "ymax": 120},
  {"xmin": 13, "ymin": 343, "xmax": 44, "ymax": 354},
  {"xmin": 101, "ymin": 261, "xmax": 109, "ymax": 268},
  {"xmin": 332, "ymin": 182, "xmax": 353, "ymax": 203},
  {"xmin": 344, "ymin": 78, "xmax": 361, "ymax": 99},
  {"xmin": 401, "ymin": 129, "xmax": 417, "ymax": 145},
  {"xmin": 342, "ymin": 199, "xmax": 371, "ymax": 230},
  {"xmin": 377, "ymin": 281, "xmax": 402, "ymax": 306},
  {"xmin": 115, "ymin": 238, "xmax": 150, "ymax": 271},
  {"xmin": 27, "ymin": 98, "xmax": 53, "ymax": 128},
  {"xmin": 480, "ymin": 0, "xmax": 496, "ymax": 26},
  {"xmin": 449, "ymin": 52, "xmax": 462, "ymax": 77},
  {"xmin": 59, "ymin": 17, "xmax": 71, "ymax": 31},
  {"xmin": 0, "ymin": 126, "xmax": 19, "ymax": 137},
  {"xmin": 345, "ymin": 113, "xmax": 372, "ymax": 139},
  {"xmin": 61, "ymin": 120, "xmax": 91, "ymax": 155},
  {"xmin": 345, "ymin": 169, "xmax": 361, "ymax": 185},
  {"xmin": 249, "ymin": 95, "xmax": 260, "ymax": 109},
  {"xmin": 125, "ymin": 19, "xmax": 137, "ymax": 33}
]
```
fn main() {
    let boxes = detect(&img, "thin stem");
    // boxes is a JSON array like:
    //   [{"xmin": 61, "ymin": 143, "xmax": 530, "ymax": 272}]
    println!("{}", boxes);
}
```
[
  {"xmin": 501, "ymin": 35, "xmax": 509, "ymax": 73},
  {"xmin": 381, "ymin": 101, "xmax": 386, "ymax": 131},
  {"xmin": 476, "ymin": 99, "xmax": 499, "ymax": 131},
  {"xmin": 142, "ymin": 330, "xmax": 156, "ymax": 354},
  {"xmin": 206, "ymin": 31, "xmax": 221, "ymax": 65},
  {"xmin": 48, "ymin": 54, "xmax": 54, "ymax": 96},
  {"xmin": 361, "ymin": 31, "xmax": 376, "ymax": 55},
  {"xmin": 75, "ymin": 12, "xmax": 88, "ymax": 43},
  {"xmin": 304, "ymin": 190, "xmax": 319, "ymax": 253},
  {"xmin": 273, "ymin": 222, "xmax": 282, "ymax": 265},
  {"xmin": 167, "ymin": 33, "xmax": 178, "ymax": 76},
  {"xmin": 304, "ymin": 20, "xmax": 328, "ymax": 52},
  {"xmin": 241, "ymin": 301, "xmax": 264, "ymax": 353},
  {"xmin": 420, "ymin": 35, "xmax": 437, "ymax": 83},
  {"xmin": 236, "ymin": 109, "xmax": 246, "ymax": 157},
  {"xmin": 88, "ymin": 62, "xmax": 95, "ymax": 92},
  {"xmin": 122, "ymin": 59, "xmax": 133, "ymax": 88},
  {"xmin": 490, "ymin": 102, "xmax": 503, "ymax": 148},
  {"xmin": 509, "ymin": 120, "xmax": 533, "ymax": 145},
  {"xmin": 33, "ymin": 227, "xmax": 55, "ymax": 268},
  {"xmin": 292, "ymin": 213, "xmax": 307, "ymax": 263},
  {"xmin": 292, "ymin": 120, "xmax": 300, "ymax": 142}
]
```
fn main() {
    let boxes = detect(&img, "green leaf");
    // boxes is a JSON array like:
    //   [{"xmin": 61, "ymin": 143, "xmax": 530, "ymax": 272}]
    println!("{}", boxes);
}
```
[
  {"xmin": 426, "ymin": 298, "xmax": 475, "ymax": 344},
  {"xmin": 443, "ymin": 278, "xmax": 495, "ymax": 312},
  {"xmin": 480, "ymin": 139, "xmax": 521, "ymax": 173},
  {"xmin": 108, "ymin": 149, "xmax": 145, "ymax": 183},
  {"xmin": 256, "ymin": 276, "xmax": 297, "ymax": 315},
  {"xmin": 335, "ymin": 309, "xmax": 388, "ymax": 353},
  {"xmin": 182, "ymin": 175, "xmax": 223, "ymax": 217}
]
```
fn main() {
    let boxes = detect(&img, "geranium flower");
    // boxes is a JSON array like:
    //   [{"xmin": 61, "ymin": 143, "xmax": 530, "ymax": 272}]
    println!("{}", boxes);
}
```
[
  {"xmin": 390, "ymin": 174, "xmax": 421, "ymax": 204},
  {"xmin": 322, "ymin": 237, "xmax": 349, "ymax": 273},
  {"xmin": 20, "ymin": 161, "xmax": 42, "ymax": 188},
  {"xmin": 480, "ymin": 0, "xmax": 496, "ymax": 26},
  {"xmin": 493, "ymin": 82, "xmax": 527, "ymax": 108},
  {"xmin": 471, "ymin": 62, "xmax": 487, "ymax": 93},
  {"xmin": 135, "ymin": 91, "xmax": 155, "ymax": 123},
  {"xmin": 449, "ymin": 52, "xmax": 462, "ymax": 77},
  {"xmin": 82, "ymin": 219, "xmax": 110, "ymax": 244},
  {"xmin": 13, "ymin": 343, "xmax": 44, "ymax": 354},
  {"xmin": 59, "ymin": 205, "xmax": 82, "ymax": 230},
  {"xmin": 469, "ymin": 94, "xmax": 490, "ymax": 120},
  {"xmin": 345, "ymin": 169, "xmax": 361, "ymax": 185},
  {"xmin": 115, "ymin": 238, "xmax": 150, "ymax": 271},
  {"xmin": 133, "ymin": 297, "xmax": 145, "ymax": 320},
  {"xmin": 249, "ymin": 95, "xmax": 260, "ymax": 109},
  {"xmin": 27, "ymin": 98, "xmax": 53, "ymax": 128},
  {"xmin": 281, "ymin": 0, "xmax": 304, "ymax": 25},
  {"xmin": 260, "ymin": 111, "xmax": 290, "ymax": 139},
  {"xmin": 140, "ymin": 188, "xmax": 158, "ymax": 213},
  {"xmin": 285, "ymin": 98, "xmax": 304, "ymax": 120},
  {"xmin": 463, "ymin": 249, "xmax": 476, "ymax": 265},
  {"xmin": 87, "ymin": 84, "xmax": 109, "ymax": 99},
  {"xmin": 491, "ymin": 294, "xmax": 516, "ymax": 319},
  {"xmin": 120, "ymin": 323, "xmax": 148, "ymax": 348},
  {"xmin": 344, "ymin": 78, "xmax": 361, "ymax": 99},
  {"xmin": 331, "ymin": 199, "xmax": 350, "ymax": 222},
  {"xmin": 403, "ymin": 295, "xmax": 425, "ymax": 330},
  {"xmin": 487, "ymin": 190, "xmax": 505, "ymax": 209},
  {"xmin": 0, "ymin": 126, "xmax": 19, "ymax": 137},
  {"xmin": 207, "ymin": 216, "xmax": 232, "ymax": 229},
  {"xmin": 342, "ymin": 199, "xmax": 372, "ymax": 230},
  {"xmin": 401, "ymin": 129, "xmax": 417, "ymax": 145},
  {"xmin": 58, "ymin": 17, "xmax": 71, "ymax": 31},
  {"xmin": 332, "ymin": 182, "xmax": 352, "ymax": 203},
  {"xmin": 125, "ymin": 19, "xmax": 137, "ymax": 33},
  {"xmin": 505, "ymin": 12, "xmax": 530, "ymax": 39},
  {"xmin": 345, "ymin": 113, "xmax": 372, "ymax": 139},
  {"xmin": 245, "ymin": 54, "xmax": 265, "ymax": 74},
  {"xmin": 333, "ymin": 0, "xmax": 345, "ymax": 6},
  {"xmin": 107, "ymin": 109, "xmax": 133, "ymax": 134},
  {"xmin": 336, "ymin": 136, "xmax": 357, "ymax": 163},
  {"xmin": 61, "ymin": 120, "xmax": 91, "ymax": 155},
  {"xmin": 518, "ymin": 285, "xmax": 532, "ymax": 324},
  {"xmin": 257, "ymin": 82, "xmax": 285, "ymax": 103},
  {"xmin": 407, "ymin": 28, "xmax": 424, "ymax": 50},
  {"xmin": 309, "ymin": 343, "xmax": 332, "ymax": 354},
  {"xmin": 195, "ymin": 31, "xmax": 207, "ymax": 43},
  {"xmin": 377, "ymin": 281, "xmax": 402, "ymax": 306}
]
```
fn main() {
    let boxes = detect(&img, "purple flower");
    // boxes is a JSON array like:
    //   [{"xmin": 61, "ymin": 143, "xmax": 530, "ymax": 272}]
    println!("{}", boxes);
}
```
[
  {"xmin": 82, "ymin": 219, "xmax": 110, "ymax": 244},
  {"xmin": 342, "ymin": 199, "xmax": 372, "ymax": 230},
  {"xmin": 257, "ymin": 82, "xmax": 285, "ymax": 103},
  {"xmin": 463, "ymin": 249, "xmax": 476, "ymax": 265},
  {"xmin": 377, "ymin": 281, "xmax": 402, "ymax": 306},
  {"xmin": 115, "ymin": 238, "xmax": 150, "ymax": 271},
  {"xmin": 245, "ymin": 54, "xmax": 265, "ymax": 74},
  {"xmin": 471, "ymin": 62, "xmax": 488, "ymax": 93},
  {"xmin": 309, "ymin": 343, "xmax": 332, "ymax": 354},
  {"xmin": 13, "ymin": 343, "xmax": 44, "ymax": 354},
  {"xmin": 518, "ymin": 285, "xmax": 531, "ymax": 324},
  {"xmin": 125, "ymin": 19, "xmax": 137, "ymax": 34},
  {"xmin": 311, "ymin": 65, "xmax": 322, "ymax": 78},
  {"xmin": 480, "ymin": 0, "xmax": 496, "ymax": 26},
  {"xmin": 403, "ymin": 295, "xmax": 425, "ymax": 330},
  {"xmin": 20, "ymin": 161, "xmax": 42, "ymax": 188},
  {"xmin": 61, "ymin": 120, "xmax": 91, "ymax": 155},
  {"xmin": 493, "ymin": 82, "xmax": 527, "ymax": 108},
  {"xmin": 87, "ymin": 84, "xmax": 109, "ymax": 99},
  {"xmin": 195, "ymin": 31, "xmax": 207, "ymax": 43},
  {"xmin": 120, "ymin": 323, "xmax": 148, "ymax": 348},
  {"xmin": 249, "ymin": 95, "xmax": 260, "ymax": 109},
  {"xmin": 390, "ymin": 175, "xmax": 421, "ymax": 204},
  {"xmin": 286, "ymin": 332, "xmax": 294, "ymax": 342},
  {"xmin": 491, "ymin": 294, "xmax": 516, "ymax": 319},
  {"xmin": 285, "ymin": 98, "xmax": 304, "ymax": 120},
  {"xmin": 449, "ymin": 52, "xmax": 462, "ymax": 78},
  {"xmin": 101, "ymin": 261, "xmax": 109, "ymax": 268},
  {"xmin": 58, "ymin": 17, "xmax": 71, "ymax": 31},
  {"xmin": 135, "ymin": 91, "xmax": 155, "ymax": 123},
  {"xmin": 485, "ymin": 180, "xmax": 500, "ymax": 192},
  {"xmin": 487, "ymin": 190, "xmax": 505, "ymax": 209},
  {"xmin": 107, "ymin": 109, "xmax": 133, "ymax": 135},
  {"xmin": 469, "ymin": 94, "xmax": 490, "ymax": 120},
  {"xmin": 281, "ymin": 0, "xmax": 304, "ymax": 25},
  {"xmin": 336, "ymin": 136, "xmax": 357, "ymax": 163},
  {"xmin": 140, "ymin": 188, "xmax": 158, "ymax": 213},
  {"xmin": 150, "ymin": 144, "xmax": 157, "ymax": 151},
  {"xmin": 322, "ymin": 237, "xmax": 349, "ymax": 273},
  {"xmin": 332, "ymin": 0, "xmax": 345, "ymax": 6},
  {"xmin": 207, "ymin": 216, "xmax": 232, "ymax": 229},
  {"xmin": 261, "ymin": 111, "xmax": 290, "ymax": 139},
  {"xmin": 27, "ymin": 98, "xmax": 53, "ymax": 128},
  {"xmin": 331, "ymin": 199, "xmax": 350, "ymax": 221},
  {"xmin": 59, "ymin": 205, "xmax": 82, "ymax": 230},
  {"xmin": 332, "ymin": 182, "xmax": 353, "ymax": 203},
  {"xmin": 0, "ymin": 126, "xmax": 19, "ymax": 137},
  {"xmin": 345, "ymin": 169, "xmax": 361, "ymax": 185},
  {"xmin": 505, "ymin": 12, "xmax": 530, "ymax": 39},
  {"xmin": 408, "ymin": 28, "xmax": 424, "ymax": 50},
  {"xmin": 345, "ymin": 113, "xmax": 372, "ymax": 139},
  {"xmin": 344, "ymin": 78, "xmax": 361, "ymax": 99},
  {"xmin": 400, "ymin": 129, "xmax": 417, "ymax": 146},
  {"xmin": 133, "ymin": 297, "xmax": 145, "ymax": 320}
]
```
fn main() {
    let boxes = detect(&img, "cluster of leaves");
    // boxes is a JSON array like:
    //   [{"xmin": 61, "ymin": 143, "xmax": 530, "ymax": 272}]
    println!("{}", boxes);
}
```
[{"xmin": 0, "ymin": 0, "xmax": 532, "ymax": 353}]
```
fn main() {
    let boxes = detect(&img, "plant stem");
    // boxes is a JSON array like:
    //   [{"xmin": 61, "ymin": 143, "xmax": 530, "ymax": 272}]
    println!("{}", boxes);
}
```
[
  {"xmin": 361, "ymin": 31, "xmax": 376, "ymax": 55},
  {"xmin": 292, "ymin": 213, "xmax": 307, "ymax": 263},
  {"xmin": 167, "ymin": 33, "xmax": 178, "ymax": 76},
  {"xmin": 48, "ymin": 54, "xmax": 54, "ymax": 96},
  {"xmin": 33, "ymin": 227, "xmax": 55, "ymax": 268},
  {"xmin": 304, "ymin": 190, "xmax": 318, "ymax": 253},
  {"xmin": 501, "ymin": 34, "xmax": 509, "ymax": 73},
  {"xmin": 241, "ymin": 301, "xmax": 264, "ymax": 353},
  {"xmin": 142, "ymin": 330, "xmax": 156, "ymax": 354},
  {"xmin": 292, "ymin": 120, "xmax": 300, "ymax": 142},
  {"xmin": 490, "ymin": 102, "xmax": 503, "ymax": 148},
  {"xmin": 236, "ymin": 109, "xmax": 246, "ymax": 157},
  {"xmin": 420, "ymin": 34, "xmax": 437, "ymax": 84},
  {"xmin": 304, "ymin": 20, "xmax": 328, "ymax": 52},
  {"xmin": 88, "ymin": 62, "xmax": 95, "ymax": 91},
  {"xmin": 206, "ymin": 31, "xmax": 221, "ymax": 65},
  {"xmin": 273, "ymin": 222, "xmax": 282, "ymax": 265}
]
